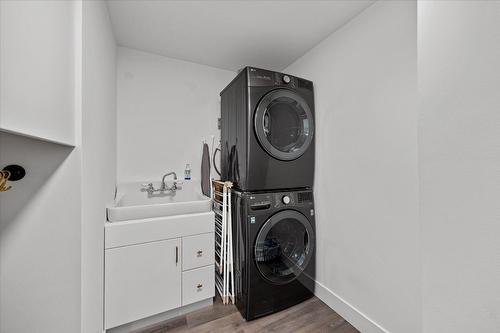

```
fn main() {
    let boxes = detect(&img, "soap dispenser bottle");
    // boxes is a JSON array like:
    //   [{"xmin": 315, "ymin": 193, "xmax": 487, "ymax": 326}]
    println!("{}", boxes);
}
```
[{"xmin": 184, "ymin": 164, "xmax": 191, "ymax": 180}]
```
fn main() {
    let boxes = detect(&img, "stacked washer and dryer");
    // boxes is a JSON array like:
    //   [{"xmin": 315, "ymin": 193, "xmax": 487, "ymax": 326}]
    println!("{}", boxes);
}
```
[{"xmin": 220, "ymin": 67, "xmax": 316, "ymax": 320}]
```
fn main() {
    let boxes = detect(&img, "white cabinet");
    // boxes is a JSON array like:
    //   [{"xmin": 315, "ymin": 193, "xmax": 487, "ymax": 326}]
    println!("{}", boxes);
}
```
[
  {"xmin": 0, "ymin": 0, "xmax": 79, "ymax": 145},
  {"xmin": 104, "ymin": 212, "xmax": 215, "ymax": 330},
  {"xmin": 104, "ymin": 238, "xmax": 181, "ymax": 330}
]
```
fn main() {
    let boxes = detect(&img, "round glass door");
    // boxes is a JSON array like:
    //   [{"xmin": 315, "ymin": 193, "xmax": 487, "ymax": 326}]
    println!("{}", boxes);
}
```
[
  {"xmin": 254, "ymin": 89, "xmax": 314, "ymax": 161},
  {"xmin": 254, "ymin": 210, "xmax": 314, "ymax": 284}
]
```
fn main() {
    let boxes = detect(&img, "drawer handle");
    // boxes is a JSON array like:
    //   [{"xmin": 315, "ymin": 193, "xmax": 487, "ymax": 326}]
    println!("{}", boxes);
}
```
[
  {"xmin": 197, "ymin": 250, "xmax": 203, "ymax": 256},
  {"xmin": 197, "ymin": 283, "xmax": 203, "ymax": 290}
]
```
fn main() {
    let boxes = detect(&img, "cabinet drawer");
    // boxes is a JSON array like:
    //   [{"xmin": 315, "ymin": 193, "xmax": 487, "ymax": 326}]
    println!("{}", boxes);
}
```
[
  {"xmin": 182, "ymin": 233, "xmax": 214, "ymax": 271},
  {"xmin": 182, "ymin": 265, "xmax": 214, "ymax": 306}
]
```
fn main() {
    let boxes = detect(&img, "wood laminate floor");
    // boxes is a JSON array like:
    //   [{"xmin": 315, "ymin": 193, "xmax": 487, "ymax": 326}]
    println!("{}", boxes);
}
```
[{"xmin": 133, "ymin": 296, "xmax": 360, "ymax": 333}]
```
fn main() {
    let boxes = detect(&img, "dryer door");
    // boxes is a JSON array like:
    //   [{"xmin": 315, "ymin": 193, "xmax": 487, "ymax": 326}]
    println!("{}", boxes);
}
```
[
  {"xmin": 254, "ymin": 89, "xmax": 314, "ymax": 161},
  {"xmin": 254, "ymin": 210, "xmax": 314, "ymax": 284}
]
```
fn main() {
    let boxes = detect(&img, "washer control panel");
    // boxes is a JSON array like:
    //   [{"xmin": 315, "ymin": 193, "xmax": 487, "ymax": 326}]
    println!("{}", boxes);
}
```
[
  {"xmin": 248, "ymin": 193, "xmax": 272, "ymax": 211},
  {"xmin": 247, "ymin": 191, "xmax": 313, "ymax": 211}
]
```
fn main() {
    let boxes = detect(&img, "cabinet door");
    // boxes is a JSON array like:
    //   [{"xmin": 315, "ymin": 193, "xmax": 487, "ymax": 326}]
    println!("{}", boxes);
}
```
[{"xmin": 105, "ymin": 239, "xmax": 181, "ymax": 329}]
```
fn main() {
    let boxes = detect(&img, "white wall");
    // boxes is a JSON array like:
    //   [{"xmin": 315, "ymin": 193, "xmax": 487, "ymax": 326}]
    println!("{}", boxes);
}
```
[
  {"xmin": 419, "ymin": 1, "xmax": 500, "ymax": 332},
  {"xmin": 0, "ymin": 135, "xmax": 82, "ymax": 333},
  {"xmin": 117, "ymin": 47, "xmax": 235, "ymax": 183},
  {"xmin": 81, "ymin": 1, "xmax": 117, "ymax": 332},
  {"xmin": 285, "ymin": 1, "xmax": 419, "ymax": 332},
  {"xmin": 0, "ymin": 0, "xmax": 77, "ymax": 144},
  {"xmin": 0, "ymin": 2, "xmax": 83, "ymax": 332},
  {"xmin": 0, "ymin": 1, "xmax": 117, "ymax": 332}
]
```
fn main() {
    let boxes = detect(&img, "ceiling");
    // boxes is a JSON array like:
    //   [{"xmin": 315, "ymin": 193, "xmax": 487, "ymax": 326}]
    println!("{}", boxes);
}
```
[{"xmin": 106, "ymin": 0, "xmax": 375, "ymax": 72}]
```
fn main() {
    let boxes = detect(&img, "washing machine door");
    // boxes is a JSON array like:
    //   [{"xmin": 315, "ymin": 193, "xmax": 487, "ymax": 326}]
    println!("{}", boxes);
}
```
[
  {"xmin": 254, "ymin": 89, "xmax": 314, "ymax": 161},
  {"xmin": 254, "ymin": 210, "xmax": 314, "ymax": 284}
]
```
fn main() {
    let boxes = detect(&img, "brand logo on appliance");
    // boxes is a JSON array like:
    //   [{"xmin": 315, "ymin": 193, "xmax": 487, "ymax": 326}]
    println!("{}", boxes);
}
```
[{"xmin": 256, "ymin": 75, "xmax": 271, "ymax": 81}]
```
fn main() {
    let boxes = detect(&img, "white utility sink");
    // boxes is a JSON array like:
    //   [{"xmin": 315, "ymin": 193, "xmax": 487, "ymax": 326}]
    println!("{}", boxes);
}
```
[{"xmin": 107, "ymin": 180, "xmax": 212, "ymax": 222}]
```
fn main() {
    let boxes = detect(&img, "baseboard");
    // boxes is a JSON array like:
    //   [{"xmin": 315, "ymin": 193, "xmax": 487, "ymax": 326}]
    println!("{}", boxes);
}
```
[
  {"xmin": 105, "ymin": 298, "xmax": 213, "ymax": 333},
  {"xmin": 314, "ymin": 281, "xmax": 389, "ymax": 333}
]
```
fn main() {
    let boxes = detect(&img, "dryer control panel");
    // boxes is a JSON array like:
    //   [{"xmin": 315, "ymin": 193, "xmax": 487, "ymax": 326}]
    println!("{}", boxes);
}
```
[{"xmin": 247, "ymin": 67, "xmax": 307, "ymax": 89}]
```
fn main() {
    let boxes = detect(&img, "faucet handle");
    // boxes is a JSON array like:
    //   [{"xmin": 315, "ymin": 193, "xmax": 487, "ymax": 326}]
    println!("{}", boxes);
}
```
[
  {"xmin": 141, "ymin": 183, "xmax": 155, "ymax": 194},
  {"xmin": 174, "ymin": 180, "xmax": 184, "ymax": 190}
]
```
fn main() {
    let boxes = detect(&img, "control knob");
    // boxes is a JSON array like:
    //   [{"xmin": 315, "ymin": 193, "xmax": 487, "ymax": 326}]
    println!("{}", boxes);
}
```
[{"xmin": 282, "ymin": 195, "xmax": 291, "ymax": 205}]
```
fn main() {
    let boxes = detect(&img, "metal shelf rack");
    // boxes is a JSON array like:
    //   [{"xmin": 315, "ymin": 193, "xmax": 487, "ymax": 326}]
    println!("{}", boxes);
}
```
[{"xmin": 212, "ymin": 180, "xmax": 234, "ymax": 305}]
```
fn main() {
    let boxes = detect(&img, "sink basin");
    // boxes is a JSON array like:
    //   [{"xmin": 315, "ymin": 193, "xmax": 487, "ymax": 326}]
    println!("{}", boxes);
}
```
[{"xmin": 107, "ymin": 180, "xmax": 212, "ymax": 222}]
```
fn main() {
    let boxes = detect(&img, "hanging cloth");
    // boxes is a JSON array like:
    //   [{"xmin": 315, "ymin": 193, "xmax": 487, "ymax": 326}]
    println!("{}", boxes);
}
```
[{"xmin": 201, "ymin": 143, "xmax": 211, "ymax": 196}]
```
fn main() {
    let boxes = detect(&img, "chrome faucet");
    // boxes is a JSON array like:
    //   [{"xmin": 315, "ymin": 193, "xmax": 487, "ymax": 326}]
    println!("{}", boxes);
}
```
[
  {"xmin": 141, "ymin": 171, "xmax": 178, "ymax": 194},
  {"xmin": 160, "ymin": 172, "xmax": 177, "ymax": 191}
]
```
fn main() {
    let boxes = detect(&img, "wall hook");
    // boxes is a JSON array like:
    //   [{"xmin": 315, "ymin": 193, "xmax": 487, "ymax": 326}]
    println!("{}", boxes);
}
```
[
  {"xmin": 0, "ymin": 165, "xmax": 26, "ymax": 192},
  {"xmin": 0, "ymin": 170, "xmax": 11, "ymax": 192}
]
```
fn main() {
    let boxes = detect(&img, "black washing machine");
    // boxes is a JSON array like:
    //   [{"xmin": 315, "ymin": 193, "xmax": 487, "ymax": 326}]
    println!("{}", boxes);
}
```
[
  {"xmin": 220, "ymin": 67, "xmax": 315, "ymax": 191},
  {"xmin": 232, "ymin": 189, "xmax": 315, "ymax": 320}
]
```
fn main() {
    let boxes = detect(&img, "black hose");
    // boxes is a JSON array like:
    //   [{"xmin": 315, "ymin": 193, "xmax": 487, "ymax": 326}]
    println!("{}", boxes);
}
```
[{"xmin": 213, "ymin": 147, "xmax": 221, "ymax": 176}]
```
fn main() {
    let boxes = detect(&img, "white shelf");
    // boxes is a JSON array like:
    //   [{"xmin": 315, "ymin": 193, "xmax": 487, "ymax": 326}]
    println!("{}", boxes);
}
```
[{"xmin": 0, "ymin": 127, "xmax": 75, "ymax": 147}]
